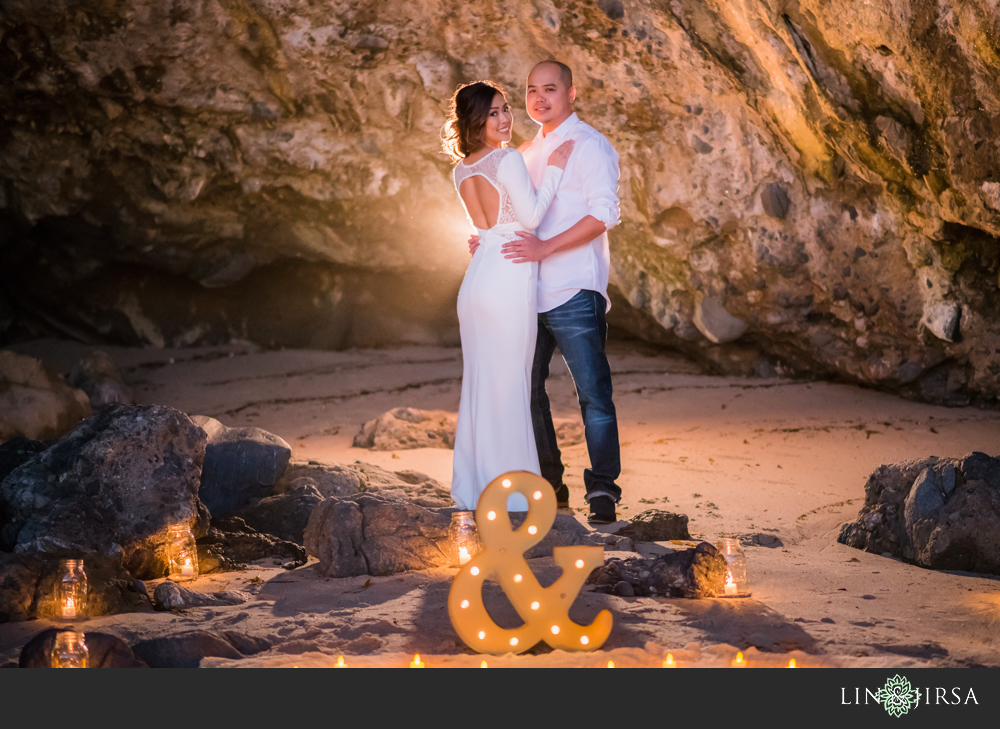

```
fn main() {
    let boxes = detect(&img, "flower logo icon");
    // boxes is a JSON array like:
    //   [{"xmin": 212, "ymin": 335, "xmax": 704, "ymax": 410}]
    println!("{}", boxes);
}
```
[{"xmin": 879, "ymin": 675, "xmax": 918, "ymax": 717}]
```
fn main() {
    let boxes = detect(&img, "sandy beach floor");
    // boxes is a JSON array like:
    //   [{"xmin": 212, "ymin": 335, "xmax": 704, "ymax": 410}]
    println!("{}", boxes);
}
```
[{"xmin": 3, "ymin": 337, "xmax": 999, "ymax": 668}]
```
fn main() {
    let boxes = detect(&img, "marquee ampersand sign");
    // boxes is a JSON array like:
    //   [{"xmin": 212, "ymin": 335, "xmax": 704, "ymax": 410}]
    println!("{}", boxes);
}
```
[{"xmin": 448, "ymin": 471, "xmax": 613, "ymax": 655}]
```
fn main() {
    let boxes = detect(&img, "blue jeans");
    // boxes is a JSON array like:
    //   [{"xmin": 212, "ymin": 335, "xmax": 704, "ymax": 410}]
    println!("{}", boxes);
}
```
[{"xmin": 531, "ymin": 289, "xmax": 622, "ymax": 503}]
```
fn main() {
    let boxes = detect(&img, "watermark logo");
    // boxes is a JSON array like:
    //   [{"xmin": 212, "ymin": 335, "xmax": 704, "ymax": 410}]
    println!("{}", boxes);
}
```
[{"xmin": 879, "ymin": 675, "xmax": 918, "ymax": 718}]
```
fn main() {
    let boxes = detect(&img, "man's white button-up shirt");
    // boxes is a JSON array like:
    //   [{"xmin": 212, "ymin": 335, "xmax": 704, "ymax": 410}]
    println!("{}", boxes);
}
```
[{"xmin": 521, "ymin": 112, "xmax": 621, "ymax": 313}]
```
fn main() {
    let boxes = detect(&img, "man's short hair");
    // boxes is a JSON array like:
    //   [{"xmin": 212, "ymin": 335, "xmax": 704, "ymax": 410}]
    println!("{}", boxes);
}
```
[{"xmin": 532, "ymin": 60, "xmax": 573, "ymax": 89}]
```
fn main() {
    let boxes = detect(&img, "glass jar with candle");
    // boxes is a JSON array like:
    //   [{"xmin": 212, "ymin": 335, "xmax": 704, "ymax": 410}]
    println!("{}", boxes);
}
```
[
  {"xmin": 51, "ymin": 631, "xmax": 89, "ymax": 668},
  {"xmin": 57, "ymin": 559, "xmax": 88, "ymax": 620},
  {"xmin": 165, "ymin": 525, "xmax": 199, "ymax": 581},
  {"xmin": 716, "ymin": 538, "xmax": 749, "ymax": 597},
  {"xmin": 448, "ymin": 512, "xmax": 480, "ymax": 567}
]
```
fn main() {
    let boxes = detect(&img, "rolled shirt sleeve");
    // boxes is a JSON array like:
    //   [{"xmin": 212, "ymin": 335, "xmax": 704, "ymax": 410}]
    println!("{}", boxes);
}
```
[{"xmin": 578, "ymin": 136, "xmax": 621, "ymax": 231}]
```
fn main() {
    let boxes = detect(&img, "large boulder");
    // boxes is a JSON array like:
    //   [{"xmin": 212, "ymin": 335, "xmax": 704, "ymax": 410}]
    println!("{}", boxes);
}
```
[
  {"xmin": 131, "ymin": 631, "xmax": 270, "ymax": 669},
  {"xmin": 20, "ymin": 628, "xmax": 148, "ymax": 668},
  {"xmin": 587, "ymin": 542, "xmax": 729, "ymax": 598},
  {"xmin": 0, "ymin": 553, "xmax": 152, "ymax": 623},
  {"xmin": 614, "ymin": 510, "xmax": 692, "ymax": 542},
  {"xmin": 67, "ymin": 349, "xmax": 133, "ymax": 409},
  {"xmin": 275, "ymin": 459, "xmax": 452, "ymax": 507},
  {"xmin": 839, "ymin": 452, "xmax": 1000, "ymax": 574},
  {"xmin": 0, "ymin": 404, "xmax": 208, "ymax": 579},
  {"xmin": 0, "ymin": 351, "xmax": 91, "ymax": 443},
  {"xmin": 192, "ymin": 415, "xmax": 291, "ymax": 519}
]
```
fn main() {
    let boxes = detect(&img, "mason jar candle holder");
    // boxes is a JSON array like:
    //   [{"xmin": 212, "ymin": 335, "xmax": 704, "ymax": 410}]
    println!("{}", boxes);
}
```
[
  {"xmin": 165, "ymin": 525, "xmax": 199, "ymax": 581},
  {"xmin": 449, "ymin": 511, "xmax": 480, "ymax": 566},
  {"xmin": 51, "ymin": 631, "xmax": 89, "ymax": 668},
  {"xmin": 57, "ymin": 559, "xmax": 88, "ymax": 620},
  {"xmin": 716, "ymin": 538, "xmax": 749, "ymax": 597}
]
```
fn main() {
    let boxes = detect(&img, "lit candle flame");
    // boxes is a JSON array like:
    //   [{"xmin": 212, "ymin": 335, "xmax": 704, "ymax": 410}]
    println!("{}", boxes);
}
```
[
  {"xmin": 181, "ymin": 557, "xmax": 194, "ymax": 577},
  {"xmin": 724, "ymin": 571, "xmax": 737, "ymax": 596},
  {"xmin": 458, "ymin": 547, "xmax": 471, "ymax": 565},
  {"xmin": 335, "ymin": 655, "xmax": 347, "ymax": 668},
  {"xmin": 607, "ymin": 660, "xmax": 615, "ymax": 668},
  {"xmin": 788, "ymin": 659, "xmax": 797, "ymax": 668},
  {"xmin": 663, "ymin": 653, "xmax": 676, "ymax": 668},
  {"xmin": 731, "ymin": 651, "xmax": 746, "ymax": 667},
  {"xmin": 480, "ymin": 660, "xmax": 488, "ymax": 668},
  {"xmin": 409, "ymin": 654, "xmax": 424, "ymax": 668},
  {"xmin": 62, "ymin": 597, "xmax": 77, "ymax": 619}
]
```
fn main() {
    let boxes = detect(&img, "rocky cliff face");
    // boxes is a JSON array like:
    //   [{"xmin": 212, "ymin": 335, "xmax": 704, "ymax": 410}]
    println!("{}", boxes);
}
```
[{"xmin": 1, "ymin": 0, "xmax": 999, "ymax": 405}]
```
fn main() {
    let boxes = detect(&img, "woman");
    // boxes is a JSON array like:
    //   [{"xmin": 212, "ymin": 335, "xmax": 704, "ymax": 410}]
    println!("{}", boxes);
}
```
[{"xmin": 442, "ymin": 80, "xmax": 573, "ymax": 512}]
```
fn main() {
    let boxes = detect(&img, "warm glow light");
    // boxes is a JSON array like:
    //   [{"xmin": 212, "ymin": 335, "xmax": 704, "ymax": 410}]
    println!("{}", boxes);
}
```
[
  {"xmin": 663, "ymin": 654, "xmax": 676, "ymax": 668},
  {"xmin": 513, "ymin": 573, "xmax": 523, "ymax": 583},
  {"xmin": 532, "ymin": 491, "xmax": 543, "ymax": 500},
  {"xmin": 62, "ymin": 597, "xmax": 76, "ymax": 619},
  {"xmin": 551, "ymin": 625, "xmax": 560, "ymax": 635},
  {"xmin": 575, "ymin": 559, "xmax": 585, "ymax": 569},
  {"xmin": 480, "ymin": 660, "xmax": 488, "ymax": 668},
  {"xmin": 527, "ymin": 525, "xmax": 538, "ymax": 535},
  {"xmin": 460, "ymin": 599, "xmax": 470, "ymax": 609},
  {"xmin": 724, "ymin": 571, "xmax": 737, "ymax": 596},
  {"xmin": 409, "ymin": 654, "xmax": 424, "ymax": 668},
  {"xmin": 487, "ymin": 511, "xmax": 497, "ymax": 521},
  {"xmin": 502, "ymin": 479, "xmax": 511, "ymax": 488},
  {"xmin": 731, "ymin": 651, "xmax": 746, "ymax": 667},
  {"xmin": 580, "ymin": 636, "xmax": 590, "ymax": 645},
  {"xmin": 788, "ymin": 659, "xmax": 797, "ymax": 668},
  {"xmin": 530, "ymin": 601, "xmax": 540, "ymax": 610},
  {"xmin": 607, "ymin": 660, "xmax": 615, "ymax": 668},
  {"xmin": 478, "ymin": 631, "xmax": 486, "ymax": 640},
  {"xmin": 181, "ymin": 558, "xmax": 194, "ymax": 577},
  {"xmin": 335, "ymin": 655, "xmax": 347, "ymax": 668},
  {"xmin": 509, "ymin": 637, "xmax": 518, "ymax": 647},
  {"xmin": 458, "ymin": 546, "xmax": 471, "ymax": 565},
  {"xmin": 470, "ymin": 566, "xmax": 480, "ymax": 576}
]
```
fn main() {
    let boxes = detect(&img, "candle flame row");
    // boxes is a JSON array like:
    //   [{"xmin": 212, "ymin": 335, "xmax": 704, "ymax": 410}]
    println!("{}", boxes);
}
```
[{"xmin": 322, "ymin": 650, "xmax": 800, "ymax": 668}]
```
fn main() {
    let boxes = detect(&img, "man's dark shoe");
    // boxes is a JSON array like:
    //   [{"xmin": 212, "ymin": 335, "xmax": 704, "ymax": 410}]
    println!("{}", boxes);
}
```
[
  {"xmin": 587, "ymin": 496, "xmax": 617, "ymax": 524},
  {"xmin": 554, "ymin": 483, "xmax": 570, "ymax": 509}
]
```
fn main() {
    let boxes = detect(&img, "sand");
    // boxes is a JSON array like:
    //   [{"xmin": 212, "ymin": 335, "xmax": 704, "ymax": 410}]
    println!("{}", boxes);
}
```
[{"xmin": 2, "ymin": 337, "xmax": 999, "ymax": 668}]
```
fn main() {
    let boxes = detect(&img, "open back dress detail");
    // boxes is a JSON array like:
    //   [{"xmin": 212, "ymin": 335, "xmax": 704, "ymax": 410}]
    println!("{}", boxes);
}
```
[{"xmin": 450, "ymin": 147, "xmax": 563, "ymax": 512}]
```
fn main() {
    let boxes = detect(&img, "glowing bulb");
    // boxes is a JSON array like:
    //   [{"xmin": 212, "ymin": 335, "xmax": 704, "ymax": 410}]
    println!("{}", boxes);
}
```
[
  {"xmin": 607, "ymin": 660, "xmax": 615, "ymax": 668},
  {"xmin": 502, "ymin": 479, "xmax": 511, "ymax": 488},
  {"xmin": 527, "ymin": 525, "xmax": 538, "ymax": 535},
  {"xmin": 335, "ymin": 655, "xmax": 347, "ymax": 668},
  {"xmin": 478, "ymin": 631, "xmax": 486, "ymax": 640},
  {"xmin": 480, "ymin": 660, "xmax": 488, "ymax": 668},
  {"xmin": 409, "ymin": 654, "xmax": 424, "ymax": 668},
  {"xmin": 460, "ymin": 599, "xmax": 470, "ymax": 609},
  {"xmin": 470, "ymin": 566, "xmax": 480, "ymax": 576},
  {"xmin": 580, "ymin": 636, "xmax": 589, "ymax": 645},
  {"xmin": 550, "ymin": 625, "xmax": 560, "ymax": 635},
  {"xmin": 487, "ymin": 511, "xmax": 497, "ymax": 521},
  {"xmin": 532, "ymin": 491, "xmax": 543, "ymax": 500},
  {"xmin": 788, "ymin": 659, "xmax": 797, "ymax": 668},
  {"xmin": 575, "ymin": 559, "xmax": 585, "ymax": 569},
  {"xmin": 509, "ymin": 637, "xmax": 518, "ymax": 647},
  {"xmin": 530, "ymin": 601, "xmax": 540, "ymax": 610},
  {"xmin": 513, "ymin": 573, "xmax": 523, "ymax": 583},
  {"xmin": 663, "ymin": 654, "xmax": 676, "ymax": 668}
]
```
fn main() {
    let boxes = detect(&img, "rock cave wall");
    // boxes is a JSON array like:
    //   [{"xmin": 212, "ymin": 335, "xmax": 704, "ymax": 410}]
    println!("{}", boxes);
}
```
[{"xmin": 1, "ymin": 0, "xmax": 999, "ymax": 405}]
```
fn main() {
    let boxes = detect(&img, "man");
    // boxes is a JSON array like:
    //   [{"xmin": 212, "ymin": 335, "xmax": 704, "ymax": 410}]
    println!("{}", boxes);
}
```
[{"xmin": 469, "ymin": 60, "xmax": 623, "ymax": 524}]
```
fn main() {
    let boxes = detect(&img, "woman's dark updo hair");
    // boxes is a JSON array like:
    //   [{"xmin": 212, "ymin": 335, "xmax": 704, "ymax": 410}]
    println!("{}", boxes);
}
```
[{"xmin": 441, "ymin": 80, "xmax": 506, "ymax": 162}]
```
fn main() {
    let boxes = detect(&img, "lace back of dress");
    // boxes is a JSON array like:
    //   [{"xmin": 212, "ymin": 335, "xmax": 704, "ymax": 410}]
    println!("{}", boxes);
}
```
[{"xmin": 453, "ymin": 148, "xmax": 518, "ymax": 227}]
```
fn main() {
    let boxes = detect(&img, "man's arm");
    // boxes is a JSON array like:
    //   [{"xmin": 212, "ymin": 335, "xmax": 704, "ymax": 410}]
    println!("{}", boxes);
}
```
[{"xmin": 501, "ymin": 135, "xmax": 620, "ymax": 263}]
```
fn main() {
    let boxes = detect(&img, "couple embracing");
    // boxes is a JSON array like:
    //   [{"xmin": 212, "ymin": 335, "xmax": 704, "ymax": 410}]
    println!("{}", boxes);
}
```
[{"xmin": 442, "ymin": 60, "xmax": 623, "ymax": 525}]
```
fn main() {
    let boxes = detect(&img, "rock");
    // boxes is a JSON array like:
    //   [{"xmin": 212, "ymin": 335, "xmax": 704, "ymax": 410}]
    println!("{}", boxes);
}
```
[
  {"xmin": 276, "ymin": 458, "xmax": 451, "ymax": 507},
  {"xmin": 0, "ymin": 437, "xmax": 46, "ymax": 485},
  {"xmin": 192, "ymin": 415, "xmax": 291, "ymax": 519},
  {"xmin": 353, "ymin": 407, "xmax": 456, "ymax": 450},
  {"xmin": 613, "ymin": 580, "xmax": 635, "ymax": 597},
  {"xmin": 304, "ymin": 493, "xmax": 452, "ymax": 578},
  {"xmin": 20, "ymin": 628, "xmax": 148, "ymax": 668},
  {"xmin": 0, "ymin": 351, "xmax": 91, "ymax": 443},
  {"xmin": 693, "ymin": 296, "xmax": 747, "ymax": 344},
  {"xmin": 196, "ymin": 516, "xmax": 306, "ymax": 574},
  {"xmin": 233, "ymin": 482, "xmax": 323, "ymax": 544},
  {"xmin": 354, "ymin": 408, "xmax": 585, "ymax": 452},
  {"xmin": 0, "ymin": 404, "xmax": 207, "ymax": 579},
  {"xmin": 274, "ymin": 460, "xmax": 365, "ymax": 499},
  {"xmin": 67, "ymin": 350, "xmax": 133, "ymax": 409},
  {"xmin": 839, "ymin": 452, "xmax": 1000, "ymax": 573},
  {"xmin": 760, "ymin": 182, "xmax": 791, "ymax": 219},
  {"xmin": 0, "ymin": 553, "xmax": 153, "ymax": 623},
  {"xmin": 588, "ymin": 542, "xmax": 729, "ymax": 598},
  {"xmin": 131, "ymin": 630, "xmax": 270, "ymax": 668},
  {"xmin": 614, "ymin": 510, "xmax": 691, "ymax": 542},
  {"xmin": 153, "ymin": 580, "xmax": 252, "ymax": 610}
]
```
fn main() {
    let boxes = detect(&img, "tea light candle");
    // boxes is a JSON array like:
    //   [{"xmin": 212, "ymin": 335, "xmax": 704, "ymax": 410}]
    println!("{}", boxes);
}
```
[
  {"xmin": 409, "ymin": 654, "xmax": 425, "ymax": 668},
  {"xmin": 731, "ymin": 651, "xmax": 747, "ymax": 667},
  {"xmin": 458, "ymin": 547, "xmax": 471, "ymax": 565},
  {"xmin": 181, "ymin": 558, "xmax": 195, "ymax": 577},
  {"xmin": 724, "ymin": 571, "xmax": 738, "ymax": 596},
  {"xmin": 62, "ymin": 597, "xmax": 77, "ymax": 619},
  {"xmin": 663, "ymin": 653, "xmax": 676, "ymax": 668}
]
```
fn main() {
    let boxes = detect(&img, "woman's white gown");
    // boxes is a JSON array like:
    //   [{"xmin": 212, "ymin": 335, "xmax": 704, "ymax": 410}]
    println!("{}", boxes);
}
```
[{"xmin": 450, "ymin": 147, "xmax": 563, "ymax": 512}]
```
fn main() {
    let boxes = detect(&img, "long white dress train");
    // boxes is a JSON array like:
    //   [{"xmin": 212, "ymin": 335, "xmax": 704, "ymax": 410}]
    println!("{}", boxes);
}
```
[{"xmin": 450, "ymin": 147, "xmax": 563, "ymax": 512}]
